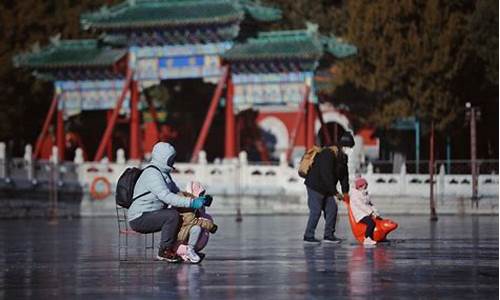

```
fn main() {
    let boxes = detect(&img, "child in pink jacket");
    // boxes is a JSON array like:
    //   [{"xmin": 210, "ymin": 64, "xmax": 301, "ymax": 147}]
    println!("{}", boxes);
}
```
[
  {"xmin": 175, "ymin": 181, "xmax": 217, "ymax": 263},
  {"xmin": 350, "ymin": 177, "xmax": 380, "ymax": 246}
]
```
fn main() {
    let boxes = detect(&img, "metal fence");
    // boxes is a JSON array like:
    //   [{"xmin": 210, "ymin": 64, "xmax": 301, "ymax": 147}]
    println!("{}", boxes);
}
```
[
  {"xmin": 358, "ymin": 159, "xmax": 498, "ymax": 175},
  {"xmin": 1, "ymin": 158, "xmax": 79, "ymax": 183}
]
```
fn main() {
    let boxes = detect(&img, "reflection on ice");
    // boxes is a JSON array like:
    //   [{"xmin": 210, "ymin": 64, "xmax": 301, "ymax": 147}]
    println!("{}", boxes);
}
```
[{"xmin": 0, "ymin": 215, "xmax": 497, "ymax": 299}]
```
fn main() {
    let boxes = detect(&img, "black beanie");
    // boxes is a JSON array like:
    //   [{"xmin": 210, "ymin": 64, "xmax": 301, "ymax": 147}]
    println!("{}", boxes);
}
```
[{"xmin": 339, "ymin": 132, "xmax": 355, "ymax": 147}]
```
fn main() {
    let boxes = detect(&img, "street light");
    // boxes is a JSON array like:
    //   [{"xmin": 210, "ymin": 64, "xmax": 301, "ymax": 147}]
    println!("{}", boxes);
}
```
[{"xmin": 465, "ymin": 102, "xmax": 481, "ymax": 206}]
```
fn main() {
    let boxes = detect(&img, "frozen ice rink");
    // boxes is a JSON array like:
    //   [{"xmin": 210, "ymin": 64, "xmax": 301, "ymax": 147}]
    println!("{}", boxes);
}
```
[{"xmin": 0, "ymin": 214, "xmax": 497, "ymax": 299}]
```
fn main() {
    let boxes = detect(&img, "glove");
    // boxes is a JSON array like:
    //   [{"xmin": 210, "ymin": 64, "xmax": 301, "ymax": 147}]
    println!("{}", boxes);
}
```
[
  {"xmin": 343, "ymin": 193, "xmax": 350, "ymax": 203},
  {"xmin": 203, "ymin": 194, "xmax": 213, "ymax": 207},
  {"xmin": 209, "ymin": 224, "xmax": 218, "ymax": 234},
  {"xmin": 190, "ymin": 196, "xmax": 206, "ymax": 209}
]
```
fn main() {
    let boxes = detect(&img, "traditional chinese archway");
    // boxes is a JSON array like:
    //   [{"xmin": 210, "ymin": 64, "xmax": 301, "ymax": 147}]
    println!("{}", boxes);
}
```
[{"xmin": 14, "ymin": 0, "xmax": 356, "ymax": 163}]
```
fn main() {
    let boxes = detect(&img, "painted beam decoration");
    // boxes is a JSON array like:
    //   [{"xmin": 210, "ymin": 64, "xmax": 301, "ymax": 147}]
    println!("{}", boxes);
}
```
[
  {"xmin": 232, "ymin": 72, "xmax": 314, "ymax": 110},
  {"xmin": 55, "ymin": 79, "xmax": 130, "ymax": 116},
  {"xmin": 223, "ymin": 24, "xmax": 361, "ymax": 110},
  {"xmin": 129, "ymin": 42, "xmax": 232, "ymax": 82}
]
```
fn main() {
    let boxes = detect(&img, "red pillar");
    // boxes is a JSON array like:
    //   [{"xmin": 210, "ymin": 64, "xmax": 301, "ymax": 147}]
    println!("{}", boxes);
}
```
[
  {"xmin": 146, "ymin": 97, "xmax": 160, "ymax": 141},
  {"xmin": 306, "ymin": 95, "xmax": 315, "ymax": 149},
  {"xmin": 225, "ymin": 76, "xmax": 236, "ymax": 159},
  {"xmin": 285, "ymin": 85, "xmax": 309, "ymax": 161},
  {"xmin": 94, "ymin": 69, "xmax": 133, "ymax": 162},
  {"xmin": 129, "ymin": 80, "xmax": 140, "ymax": 160},
  {"xmin": 34, "ymin": 94, "xmax": 58, "ymax": 159},
  {"xmin": 191, "ymin": 67, "xmax": 229, "ymax": 162},
  {"xmin": 106, "ymin": 110, "xmax": 113, "ymax": 160},
  {"xmin": 56, "ymin": 102, "xmax": 65, "ymax": 161}
]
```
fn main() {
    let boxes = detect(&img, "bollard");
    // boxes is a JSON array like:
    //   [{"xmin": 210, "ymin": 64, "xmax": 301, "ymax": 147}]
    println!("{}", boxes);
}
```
[
  {"xmin": 235, "ymin": 207, "xmax": 242, "ymax": 223},
  {"xmin": 49, "ymin": 146, "xmax": 59, "ymax": 223}
]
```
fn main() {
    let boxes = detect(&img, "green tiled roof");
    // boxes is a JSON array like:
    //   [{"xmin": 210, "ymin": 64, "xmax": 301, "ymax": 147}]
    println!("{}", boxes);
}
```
[
  {"xmin": 322, "ymin": 35, "xmax": 358, "ymax": 58},
  {"xmin": 224, "ymin": 30, "xmax": 323, "ymax": 61},
  {"xmin": 13, "ymin": 39, "xmax": 127, "ymax": 69},
  {"xmin": 223, "ymin": 27, "xmax": 357, "ymax": 62},
  {"xmin": 238, "ymin": 0, "xmax": 281, "ymax": 22},
  {"xmin": 81, "ymin": 0, "xmax": 281, "ymax": 30}
]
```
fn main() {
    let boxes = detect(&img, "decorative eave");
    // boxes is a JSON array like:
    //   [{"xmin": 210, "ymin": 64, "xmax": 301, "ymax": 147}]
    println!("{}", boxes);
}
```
[
  {"xmin": 237, "ymin": 0, "xmax": 282, "ymax": 22},
  {"xmin": 81, "ymin": 0, "xmax": 273, "ymax": 30},
  {"xmin": 13, "ymin": 39, "xmax": 127, "ymax": 70},
  {"xmin": 321, "ymin": 35, "xmax": 358, "ymax": 58},
  {"xmin": 223, "ymin": 31, "xmax": 323, "ymax": 62},
  {"xmin": 223, "ymin": 23, "xmax": 357, "ymax": 66}
]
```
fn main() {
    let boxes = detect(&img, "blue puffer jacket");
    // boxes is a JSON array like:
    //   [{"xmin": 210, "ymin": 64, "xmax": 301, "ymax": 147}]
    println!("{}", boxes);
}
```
[{"xmin": 128, "ymin": 142, "xmax": 192, "ymax": 221}]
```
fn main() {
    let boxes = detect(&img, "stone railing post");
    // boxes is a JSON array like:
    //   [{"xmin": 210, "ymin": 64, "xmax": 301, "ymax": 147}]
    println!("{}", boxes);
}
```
[
  {"xmin": 438, "ymin": 164, "xmax": 446, "ymax": 200},
  {"xmin": 74, "ymin": 148, "xmax": 84, "ymax": 164},
  {"xmin": 279, "ymin": 152, "xmax": 288, "ymax": 186},
  {"xmin": 73, "ymin": 148, "xmax": 85, "ymax": 183},
  {"xmin": 49, "ymin": 146, "xmax": 60, "ymax": 188},
  {"xmin": 116, "ymin": 149, "xmax": 126, "ymax": 165},
  {"xmin": 364, "ymin": 162, "xmax": 374, "ymax": 186},
  {"xmin": 50, "ymin": 146, "xmax": 59, "ymax": 165},
  {"xmin": 198, "ymin": 150, "xmax": 208, "ymax": 165},
  {"xmin": 24, "ymin": 144, "xmax": 34, "ymax": 182},
  {"xmin": 399, "ymin": 163, "xmax": 407, "ymax": 195},
  {"xmin": 367, "ymin": 162, "xmax": 374, "ymax": 175},
  {"xmin": 0, "ymin": 142, "xmax": 5, "ymax": 178},
  {"xmin": 239, "ymin": 151, "xmax": 248, "ymax": 192},
  {"xmin": 197, "ymin": 151, "xmax": 208, "ymax": 185}
]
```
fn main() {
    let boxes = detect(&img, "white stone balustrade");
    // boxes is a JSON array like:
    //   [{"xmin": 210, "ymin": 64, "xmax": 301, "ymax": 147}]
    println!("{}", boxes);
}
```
[
  {"xmin": 70, "ymin": 153, "xmax": 497, "ymax": 198},
  {"xmin": 1, "ymin": 146, "xmax": 498, "ymax": 200}
]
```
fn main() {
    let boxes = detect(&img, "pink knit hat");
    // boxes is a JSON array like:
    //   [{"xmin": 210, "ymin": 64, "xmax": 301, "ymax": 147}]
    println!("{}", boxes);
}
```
[
  {"xmin": 185, "ymin": 181, "xmax": 206, "ymax": 197},
  {"xmin": 355, "ymin": 177, "xmax": 368, "ymax": 189}
]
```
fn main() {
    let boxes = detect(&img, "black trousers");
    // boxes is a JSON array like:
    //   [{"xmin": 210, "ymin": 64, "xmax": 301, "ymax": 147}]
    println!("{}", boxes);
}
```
[
  {"xmin": 129, "ymin": 208, "xmax": 180, "ymax": 251},
  {"xmin": 360, "ymin": 216, "xmax": 375, "ymax": 238}
]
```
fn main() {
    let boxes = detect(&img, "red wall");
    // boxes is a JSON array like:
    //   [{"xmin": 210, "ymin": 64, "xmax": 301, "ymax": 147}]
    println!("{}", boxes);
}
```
[{"xmin": 256, "ymin": 110, "xmax": 308, "ymax": 147}]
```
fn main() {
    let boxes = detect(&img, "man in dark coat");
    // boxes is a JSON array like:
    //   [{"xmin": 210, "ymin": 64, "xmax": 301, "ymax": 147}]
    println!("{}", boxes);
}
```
[{"xmin": 303, "ymin": 131, "xmax": 355, "ymax": 243}]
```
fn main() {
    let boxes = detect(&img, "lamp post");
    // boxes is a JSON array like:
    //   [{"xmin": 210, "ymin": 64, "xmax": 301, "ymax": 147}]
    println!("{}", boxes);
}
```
[
  {"xmin": 429, "ymin": 121, "xmax": 438, "ymax": 221},
  {"xmin": 465, "ymin": 102, "xmax": 481, "ymax": 207}
]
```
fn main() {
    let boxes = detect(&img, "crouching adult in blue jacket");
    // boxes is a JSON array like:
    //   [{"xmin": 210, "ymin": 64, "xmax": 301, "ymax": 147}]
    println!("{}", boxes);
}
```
[{"xmin": 128, "ymin": 142, "xmax": 208, "ymax": 262}]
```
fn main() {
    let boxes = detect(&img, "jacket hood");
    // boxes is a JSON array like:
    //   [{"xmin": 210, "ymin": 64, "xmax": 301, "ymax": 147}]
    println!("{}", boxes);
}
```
[{"xmin": 151, "ymin": 142, "xmax": 176, "ymax": 172}]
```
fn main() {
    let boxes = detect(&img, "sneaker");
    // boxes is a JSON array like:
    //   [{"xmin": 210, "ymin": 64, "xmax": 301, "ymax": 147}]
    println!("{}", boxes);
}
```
[
  {"xmin": 323, "ymin": 236, "xmax": 342, "ymax": 244},
  {"xmin": 363, "ymin": 237, "xmax": 377, "ymax": 246},
  {"xmin": 303, "ymin": 236, "xmax": 321, "ymax": 244},
  {"xmin": 183, "ymin": 246, "xmax": 201, "ymax": 264},
  {"xmin": 156, "ymin": 248, "xmax": 181, "ymax": 263}
]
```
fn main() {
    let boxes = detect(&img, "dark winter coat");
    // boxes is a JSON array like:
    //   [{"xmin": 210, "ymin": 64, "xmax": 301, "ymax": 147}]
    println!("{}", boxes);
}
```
[{"xmin": 304, "ymin": 147, "xmax": 349, "ymax": 196}]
